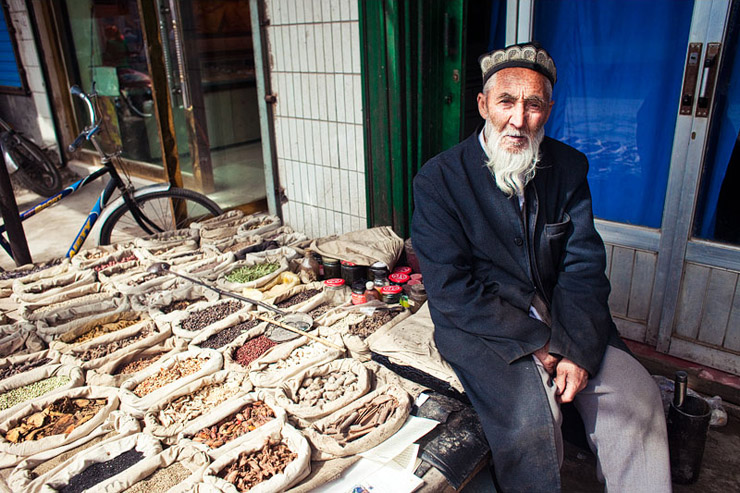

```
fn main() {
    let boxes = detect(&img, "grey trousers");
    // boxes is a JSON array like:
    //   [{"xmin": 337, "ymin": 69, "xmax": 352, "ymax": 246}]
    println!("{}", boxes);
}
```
[{"xmin": 534, "ymin": 346, "xmax": 672, "ymax": 493}]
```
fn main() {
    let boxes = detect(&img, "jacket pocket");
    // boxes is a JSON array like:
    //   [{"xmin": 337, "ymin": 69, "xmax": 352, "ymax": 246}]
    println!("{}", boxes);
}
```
[
  {"xmin": 542, "ymin": 213, "xmax": 571, "ymax": 272},
  {"xmin": 544, "ymin": 213, "xmax": 571, "ymax": 239}
]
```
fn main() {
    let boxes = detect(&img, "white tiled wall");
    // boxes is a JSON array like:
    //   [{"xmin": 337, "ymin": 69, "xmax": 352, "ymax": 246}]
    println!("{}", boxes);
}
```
[{"xmin": 265, "ymin": 0, "xmax": 366, "ymax": 238}]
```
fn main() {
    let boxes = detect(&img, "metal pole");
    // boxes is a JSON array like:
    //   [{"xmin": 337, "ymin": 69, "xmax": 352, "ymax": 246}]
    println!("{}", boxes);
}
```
[{"xmin": 0, "ymin": 152, "xmax": 32, "ymax": 266}]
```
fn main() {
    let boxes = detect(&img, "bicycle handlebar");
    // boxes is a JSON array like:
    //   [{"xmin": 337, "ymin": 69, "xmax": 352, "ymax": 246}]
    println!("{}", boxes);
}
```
[{"xmin": 68, "ymin": 85, "xmax": 100, "ymax": 152}]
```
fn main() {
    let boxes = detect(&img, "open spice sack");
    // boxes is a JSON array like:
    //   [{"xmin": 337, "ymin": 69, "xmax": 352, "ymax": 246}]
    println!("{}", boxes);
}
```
[
  {"xmin": 168, "ymin": 299, "xmax": 251, "ymax": 341},
  {"xmin": 70, "ymin": 244, "xmax": 129, "ymax": 271},
  {"xmin": 259, "ymin": 281, "xmax": 324, "ymax": 313},
  {"xmin": 12, "ymin": 269, "xmax": 98, "ymax": 306},
  {"xmin": 39, "ymin": 431, "xmax": 162, "ymax": 493},
  {"xmin": 179, "ymin": 391, "xmax": 286, "ymax": 460},
  {"xmin": 222, "ymin": 328, "xmax": 281, "ymax": 373},
  {"xmin": 0, "ymin": 259, "xmax": 69, "ymax": 299},
  {"xmin": 134, "ymin": 281, "xmax": 218, "ymax": 316},
  {"xmin": 215, "ymin": 253, "xmax": 290, "ymax": 293},
  {"xmin": 274, "ymin": 358, "xmax": 372, "ymax": 427},
  {"xmin": 189, "ymin": 312, "xmax": 266, "ymax": 353},
  {"xmin": 202, "ymin": 234, "xmax": 262, "ymax": 258},
  {"xmin": 85, "ymin": 338, "xmax": 186, "ymax": 387},
  {"xmin": 0, "ymin": 385, "xmax": 120, "ymax": 468},
  {"xmin": 0, "ymin": 364, "xmax": 84, "ymax": 420},
  {"xmin": 201, "ymin": 423, "xmax": 310, "ymax": 493},
  {"xmin": 8, "ymin": 409, "xmax": 140, "ymax": 492},
  {"xmin": 135, "ymin": 227, "xmax": 200, "ymax": 253},
  {"xmin": 34, "ymin": 297, "xmax": 130, "ymax": 340},
  {"xmin": 234, "ymin": 213, "xmax": 282, "ymax": 239},
  {"xmin": 192, "ymin": 210, "xmax": 247, "ymax": 244},
  {"xmin": 247, "ymin": 332, "xmax": 345, "ymax": 388},
  {"xmin": 17, "ymin": 290, "xmax": 123, "ymax": 326},
  {"xmin": 51, "ymin": 311, "xmax": 147, "ymax": 353},
  {"xmin": 143, "ymin": 370, "xmax": 253, "ymax": 442},
  {"xmin": 104, "ymin": 267, "xmax": 179, "ymax": 298},
  {"xmin": 119, "ymin": 348, "xmax": 223, "ymax": 418},
  {"xmin": 83, "ymin": 247, "xmax": 146, "ymax": 280},
  {"xmin": 0, "ymin": 322, "xmax": 46, "ymax": 358},
  {"xmin": 178, "ymin": 252, "xmax": 237, "ymax": 282},
  {"xmin": 0, "ymin": 349, "xmax": 61, "ymax": 383},
  {"xmin": 114, "ymin": 442, "xmax": 211, "ymax": 493}
]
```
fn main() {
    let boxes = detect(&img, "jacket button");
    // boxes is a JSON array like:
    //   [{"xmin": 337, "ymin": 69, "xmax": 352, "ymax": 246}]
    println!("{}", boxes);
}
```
[{"xmin": 514, "ymin": 237, "xmax": 524, "ymax": 246}]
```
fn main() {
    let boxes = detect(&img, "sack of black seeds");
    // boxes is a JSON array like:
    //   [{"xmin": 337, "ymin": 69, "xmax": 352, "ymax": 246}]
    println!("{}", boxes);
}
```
[
  {"xmin": 235, "ymin": 213, "xmax": 282, "ymax": 239},
  {"xmin": 0, "ymin": 322, "xmax": 46, "ymax": 358},
  {"xmin": 0, "ymin": 259, "xmax": 70, "ymax": 299},
  {"xmin": 202, "ymin": 423, "xmax": 310, "ymax": 493},
  {"xmin": 260, "ymin": 281, "xmax": 324, "ymax": 312},
  {"xmin": 179, "ymin": 391, "xmax": 286, "ymax": 460},
  {"xmin": 248, "ymin": 333, "xmax": 345, "ymax": 389},
  {"xmin": 143, "ymin": 370, "xmax": 253, "ymax": 442},
  {"xmin": 188, "ymin": 312, "xmax": 265, "ymax": 353},
  {"xmin": 85, "ymin": 338, "xmax": 186, "ymax": 387},
  {"xmin": 35, "ymin": 298, "xmax": 130, "ymax": 340},
  {"xmin": 0, "ymin": 349, "xmax": 61, "ymax": 383},
  {"xmin": 134, "ymin": 282, "xmax": 219, "ymax": 315},
  {"xmin": 328, "ymin": 307, "xmax": 410, "ymax": 362},
  {"xmin": 302, "ymin": 383, "xmax": 412, "ymax": 461},
  {"xmin": 179, "ymin": 253, "xmax": 237, "ymax": 282},
  {"xmin": 0, "ymin": 364, "xmax": 84, "ymax": 421},
  {"xmin": 112, "ymin": 443, "xmax": 211, "ymax": 493},
  {"xmin": 12, "ymin": 269, "xmax": 98, "ymax": 305},
  {"xmin": 274, "ymin": 358, "xmax": 371, "ymax": 426},
  {"xmin": 0, "ymin": 386, "xmax": 120, "ymax": 468},
  {"xmin": 169, "ymin": 299, "xmax": 251, "ymax": 341},
  {"xmin": 119, "ymin": 348, "xmax": 222, "ymax": 418},
  {"xmin": 41, "ymin": 432, "xmax": 162, "ymax": 493},
  {"xmin": 215, "ymin": 254, "xmax": 290, "ymax": 293}
]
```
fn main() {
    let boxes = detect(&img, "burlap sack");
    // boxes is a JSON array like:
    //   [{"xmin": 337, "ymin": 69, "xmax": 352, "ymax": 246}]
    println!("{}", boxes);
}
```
[
  {"xmin": 133, "ymin": 282, "xmax": 219, "ymax": 315},
  {"xmin": 178, "ymin": 253, "xmax": 237, "ymax": 282},
  {"xmin": 51, "ymin": 312, "xmax": 147, "ymax": 352},
  {"xmin": 12, "ymin": 269, "xmax": 97, "ymax": 305},
  {"xmin": 0, "ymin": 349, "xmax": 61, "ymax": 383},
  {"xmin": 188, "ymin": 312, "xmax": 264, "ymax": 353},
  {"xmin": 96, "ymin": 252, "xmax": 148, "ymax": 286},
  {"xmin": 104, "ymin": 268, "xmax": 179, "ymax": 298},
  {"xmin": 85, "ymin": 338, "xmax": 187, "ymax": 387},
  {"xmin": 179, "ymin": 391, "xmax": 286, "ymax": 460},
  {"xmin": 18, "ymin": 290, "xmax": 120, "ymax": 324},
  {"xmin": 201, "ymin": 423, "xmax": 310, "ymax": 493},
  {"xmin": 191, "ymin": 210, "xmax": 245, "ymax": 240},
  {"xmin": 260, "ymin": 281, "xmax": 323, "ymax": 312},
  {"xmin": 135, "ymin": 227, "xmax": 200, "ymax": 252},
  {"xmin": 34, "ymin": 297, "xmax": 130, "ymax": 340},
  {"xmin": 119, "ymin": 349, "xmax": 223, "ymax": 418},
  {"xmin": 70, "ymin": 244, "xmax": 128, "ymax": 270},
  {"xmin": 263, "ymin": 229, "xmax": 309, "ymax": 249},
  {"xmin": 301, "ymin": 383, "xmax": 412, "ymax": 461},
  {"xmin": 274, "ymin": 358, "xmax": 371, "ymax": 425},
  {"xmin": 169, "ymin": 299, "xmax": 251, "ymax": 341},
  {"xmin": 0, "ymin": 322, "xmax": 46, "ymax": 358},
  {"xmin": 309, "ymin": 226, "xmax": 404, "ymax": 271},
  {"xmin": 0, "ymin": 364, "xmax": 84, "ymax": 421},
  {"xmin": 221, "ymin": 325, "xmax": 273, "ymax": 373},
  {"xmin": 314, "ymin": 310, "xmax": 369, "ymax": 361},
  {"xmin": 40, "ymin": 432, "xmax": 162, "ymax": 493},
  {"xmin": 8, "ymin": 410, "xmax": 141, "ymax": 491},
  {"xmin": 234, "ymin": 213, "xmax": 282, "ymax": 239},
  {"xmin": 202, "ymin": 235, "xmax": 262, "ymax": 257},
  {"xmin": 152, "ymin": 248, "xmax": 212, "ymax": 268},
  {"xmin": 0, "ymin": 259, "xmax": 70, "ymax": 298},
  {"xmin": 329, "ymin": 306, "xmax": 411, "ymax": 362},
  {"xmin": 248, "ymin": 333, "xmax": 345, "ymax": 388},
  {"xmin": 215, "ymin": 253, "xmax": 290, "ymax": 292},
  {"xmin": 0, "ymin": 386, "xmax": 120, "ymax": 467},
  {"xmin": 111, "ymin": 443, "xmax": 211, "ymax": 493},
  {"xmin": 143, "ymin": 370, "xmax": 253, "ymax": 442}
]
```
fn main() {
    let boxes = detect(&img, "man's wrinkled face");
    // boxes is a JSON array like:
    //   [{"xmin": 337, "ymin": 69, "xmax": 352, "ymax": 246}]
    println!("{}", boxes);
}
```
[{"xmin": 477, "ymin": 68, "xmax": 553, "ymax": 153}]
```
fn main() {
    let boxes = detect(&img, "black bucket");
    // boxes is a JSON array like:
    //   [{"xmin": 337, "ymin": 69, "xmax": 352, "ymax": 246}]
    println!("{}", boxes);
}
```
[{"xmin": 667, "ymin": 394, "xmax": 711, "ymax": 484}]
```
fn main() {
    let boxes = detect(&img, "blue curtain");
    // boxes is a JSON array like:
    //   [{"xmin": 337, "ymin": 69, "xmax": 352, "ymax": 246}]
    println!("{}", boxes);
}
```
[{"xmin": 534, "ymin": 0, "xmax": 694, "ymax": 228}]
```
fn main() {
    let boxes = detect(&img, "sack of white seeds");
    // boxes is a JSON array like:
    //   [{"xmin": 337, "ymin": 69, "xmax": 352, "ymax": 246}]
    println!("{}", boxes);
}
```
[
  {"xmin": 274, "ymin": 358, "xmax": 371, "ymax": 426},
  {"xmin": 201, "ymin": 423, "xmax": 310, "ymax": 493}
]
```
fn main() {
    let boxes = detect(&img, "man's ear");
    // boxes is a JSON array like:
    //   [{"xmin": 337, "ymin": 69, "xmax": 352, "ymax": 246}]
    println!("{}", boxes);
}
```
[{"xmin": 477, "ymin": 92, "xmax": 488, "ymax": 120}]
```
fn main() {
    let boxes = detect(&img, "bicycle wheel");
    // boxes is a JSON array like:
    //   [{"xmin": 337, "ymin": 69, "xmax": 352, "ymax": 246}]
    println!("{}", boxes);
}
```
[
  {"xmin": 99, "ymin": 187, "xmax": 222, "ymax": 245},
  {"xmin": 2, "ymin": 132, "xmax": 62, "ymax": 196}
]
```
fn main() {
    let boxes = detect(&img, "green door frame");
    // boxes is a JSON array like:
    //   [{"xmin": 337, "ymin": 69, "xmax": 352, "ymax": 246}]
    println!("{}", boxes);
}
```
[{"xmin": 359, "ymin": 0, "xmax": 466, "ymax": 238}]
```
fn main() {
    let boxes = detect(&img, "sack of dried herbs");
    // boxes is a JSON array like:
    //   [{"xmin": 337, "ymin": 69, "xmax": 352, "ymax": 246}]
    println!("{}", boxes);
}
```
[
  {"xmin": 0, "ymin": 322, "xmax": 46, "ymax": 358},
  {"xmin": 0, "ymin": 258, "xmax": 70, "ymax": 299},
  {"xmin": 34, "ymin": 297, "xmax": 130, "ymax": 340},
  {"xmin": 274, "ymin": 358, "xmax": 372, "ymax": 426},
  {"xmin": 0, "ymin": 364, "xmax": 84, "ymax": 420},
  {"xmin": 179, "ymin": 390, "xmax": 286, "ymax": 460},
  {"xmin": 0, "ymin": 349, "xmax": 61, "ymax": 384},
  {"xmin": 12, "ymin": 269, "xmax": 98, "ymax": 305},
  {"xmin": 168, "ymin": 299, "xmax": 250, "ymax": 341},
  {"xmin": 0, "ymin": 386, "xmax": 120, "ymax": 468},
  {"xmin": 188, "ymin": 312, "xmax": 266, "ymax": 354},
  {"xmin": 202, "ymin": 423, "xmax": 310, "ymax": 493},
  {"xmin": 8, "ymin": 409, "xmax": 141, "ymax": 491},
  {"xmin": 119, "ymin": 348, "xmax": 223, "ymax": 419},
  {"xmin": 215, "ymin": 254, "xmax": 290, "ymax": 293}
]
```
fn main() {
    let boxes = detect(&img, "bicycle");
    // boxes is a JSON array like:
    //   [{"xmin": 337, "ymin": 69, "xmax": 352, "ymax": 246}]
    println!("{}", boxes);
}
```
[
  {"xmin": 0, "ymin": 85, "xmax": 223, "ymax": 261},
  {"xmin": 0, "ymin": 116, "xmax": 62, "ymax": 197}
]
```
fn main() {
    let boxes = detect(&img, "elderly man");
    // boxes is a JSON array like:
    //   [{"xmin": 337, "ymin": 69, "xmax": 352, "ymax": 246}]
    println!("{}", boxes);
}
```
[{"xmin": 411, "ymin": 42, "xmax": 671, "ymax": 492}]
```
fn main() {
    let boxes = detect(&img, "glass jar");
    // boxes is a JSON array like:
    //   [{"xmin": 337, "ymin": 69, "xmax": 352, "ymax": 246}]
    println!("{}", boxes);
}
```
[
  {"xmin": 351, "ymin": 282, "xmax": 367, "ymax": 305},
  {"xmin": 380, "ymin": 285, "xmax": 403, "ymax": 304},
  {"xmin": 408, "ymin": 283, "xmax": 428, "ymax": 314},
  {"xmin": 322, "ymin": 256, "xmax": 341, "ymax": 279},
  {"xmin": 369, "ymin": 262, "xmax": 389, "ymax": 282},
  {"xmin": 341, "ymin": 260, "xmax": 367, "ymax": 287},
  {"xmin": 299, "ymin": 253, "xmax": 320, "ymax": 283},
  {"xmin": 323, "ymin": 278, "xmax": 349, "ymax": 306}
]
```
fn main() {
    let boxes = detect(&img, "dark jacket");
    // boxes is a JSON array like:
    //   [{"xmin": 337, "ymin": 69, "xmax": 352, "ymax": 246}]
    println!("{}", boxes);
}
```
[{"xmin": 411, "ymin": 131, "xmax": 625, "ymax": 491}]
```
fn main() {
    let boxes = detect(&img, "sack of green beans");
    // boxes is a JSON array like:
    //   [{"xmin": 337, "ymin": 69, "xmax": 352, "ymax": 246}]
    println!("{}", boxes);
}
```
[
  {"xmin": 215, "ymin": 254, "xmax": 289, "ymax": 293},
  {"xmin": 12, "ymin": 268, "xmax": 98, "ymax": 305},
  {"xmin": 0, "ymin": 349, "xmax": 61, "ymax": 384},
  {"xmin": 34, "ymin": 297, "xmax": 130, "ymax": 340},
  {"xmin": 168, "ymin": 299, "xmax": 251, "ymax": 341},
  {"xmin": 113, "ymin": 443, "xmax": 211, "ymax": 493},
  {"xmin": 8, "ymin": 409, "xmax": 141, "ymax": 491},
  {"xmin": 0, "ymin": 322, "xmax": 46, "ymax": 358},
  {"xmin": 178, "ymin": 252, "xmax": 237, "ymax": 282},
  {"xmin": 0, "ymin": 364, "xmax": 84, "ymax": 421},
  {"xmin": 0, "ymin": 258, "xmax": 70, "ymax": 299}
]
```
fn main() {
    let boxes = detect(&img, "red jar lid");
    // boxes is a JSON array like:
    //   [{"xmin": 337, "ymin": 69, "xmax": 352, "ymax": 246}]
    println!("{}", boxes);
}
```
[
  {"xmin": 380, "ymin": 285, "xmax": 402, "ymax": 294},
  {"xmin": 393, "ymin": 266, "xmax": 412, "ymax": 275},
  {"xmin": 324, "ymin": 278, "xmax": 345, "ymax": 287},
  {"xmin": 410, "ymin": 273, "xmax": 423, "ymax": 281},
  {"xmin": 340, "ymin": 260, "xmax": 356, "ymax": 266},
  {"xmin": 389, "ymin": 272, "xmax": 410, "ymax": 284}
]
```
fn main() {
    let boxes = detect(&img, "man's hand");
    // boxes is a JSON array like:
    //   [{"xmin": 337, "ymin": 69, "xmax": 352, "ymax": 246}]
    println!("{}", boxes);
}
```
[
  {"xmin": 533, "ymin": 343, "xmax": 560, "ymax": 374},
  {"xmin": 554, "ymin": 358, "xmax": 588, "ymax": 403}
]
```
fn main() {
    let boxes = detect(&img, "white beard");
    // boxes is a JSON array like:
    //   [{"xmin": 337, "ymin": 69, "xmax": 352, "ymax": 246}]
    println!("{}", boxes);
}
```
[{"xmin": 483, "ymin": 121, "xmax": 544, "ymax": 197}]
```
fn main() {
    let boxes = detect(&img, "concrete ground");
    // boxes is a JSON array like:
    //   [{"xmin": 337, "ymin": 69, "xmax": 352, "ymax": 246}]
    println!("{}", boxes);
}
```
[{"xmin": 3, "ymin": 170, "xmax": 740, "ymax": 492}]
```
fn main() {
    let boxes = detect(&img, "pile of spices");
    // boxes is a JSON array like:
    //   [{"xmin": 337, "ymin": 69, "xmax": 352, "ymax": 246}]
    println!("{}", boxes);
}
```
[
  {"xmin": 0, "ymin": 259, "xmax": 61, "ymax": 281},
  {"xmin": 218, "ymin": 439, "xmax": 297, "ymax": 491},
  {"xmin": 266, "ymin": 341, "xmax": 324, "ymax": 372},
  {"xmin": 294, "ymin": 371, "xmax": 358, "ymax": 407},
  {"xmin": 159, "ymin": 297, "xmax": 207, "ymax": 314},
  {"xmin": 308, "ymin": 304, "xmax": 330, "ymax": 319},
  {"xmin": 320, "ymin": 394, "xmax": 399, "ymax": 444},
  {"xmin": 192, "ymin": 401, "xmax": 275, "ymax": 449},
  {"xmin": 70, "ymin": 317, "xmax": 141, "ymax": 345},
  {"xmin": 181, "ymin": 301, "xmax": 243, "ymax": 332},
  {"xmin": 32, "ymin": 432, "xmax": 115, "ymax": 477},
  {"xmin": 4, "ymin": 397, "xmax": 108, "ymax": 443},
  {"xmin": 0, "ymin": 357, "xmax": 50, "ymax": 381},
  {"xmin": 124, "ymin": 462, "xmax": 190, "ymax": 493},
  {"xmin": 225, "ymin": 262, "xmax": 280, "ymax": 283},
  {"xmin": 233, "ymin": 336, "xmax": 276, "ymax": 367},
  {"xmin": 58, "ymin": 448, "xmax": 144, "ymax": 493},
  {"xmin": 275, "ymin": 289, "xmax": 321, "ymax": 309},
  {"xmin": 222, "ymin": 239, "xmax": 259, "ymax": 254},
  {"xmin": 114, "ymin": 354, "xmax": 164, "ymax": 375},
  {"xmin": 156, "ymin": 378, "xmax": 243, "ymax": 426},
  {"xmin": 132, "ymin": 358, "xmax": 205, "ymax": 397},
  {"xmin": 76, "ymin": 327, "xmax": 154, "ymax": 361},
  {"xmin": 126, "ymin": 271, "xmax": 163, "ymax": 286},
  {"xmin": 348, "ymin": 310, "xmax": 400, "ymax": 340},
  {"xmin": 93, "ymin": 254, "xmax": 138, "ymax": 272},
  {"xmin": 200, "ymin": 319, "xmax": 260, "ymax": 350},
  {"xmin": 0, "ymin": 375, "xmax": 71, "ymax": 411}
]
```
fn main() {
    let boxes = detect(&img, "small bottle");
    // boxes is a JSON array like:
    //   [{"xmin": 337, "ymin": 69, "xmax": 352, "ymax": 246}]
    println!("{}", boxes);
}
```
[
  {"xmin": 364, "ymin": 281, "xmax": 380, "ymax": 302},
  {"xmin": 351, "ymin": 282, "xmax": 367, "ymax": 305},
  {"xmin": 408, "ymin": 284, "xmax": 428, "ymax": 314},
  {"xmin": 380, "ymin": 285, "xmax": 403, "ymax": 304},
  {"xmin": 299, "ymin": 252, "xmax": 320, "ymax": 283},
  {"xmin": 323, "ymin": 278, "xmax": 348, "ymax": 306},
  {"xmin": 674, "ymin": 370, "xmax": 688, "ymax": 409}
]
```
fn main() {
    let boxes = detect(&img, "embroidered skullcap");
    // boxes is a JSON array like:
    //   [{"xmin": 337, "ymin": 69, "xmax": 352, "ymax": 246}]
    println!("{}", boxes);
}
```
[{"xmin": 479, "ymin": 41, "xmax": 557, "ymax": 87}]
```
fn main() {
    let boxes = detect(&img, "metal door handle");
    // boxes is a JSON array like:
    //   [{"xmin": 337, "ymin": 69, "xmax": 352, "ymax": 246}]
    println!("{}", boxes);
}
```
[
  {"xmin": 696, "ymin": 42, "xmax": 721, "ymax": 117},
  {"xmin": 679, "ymin": 43, "xmax": 702, "ymax": 115}
]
